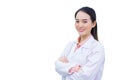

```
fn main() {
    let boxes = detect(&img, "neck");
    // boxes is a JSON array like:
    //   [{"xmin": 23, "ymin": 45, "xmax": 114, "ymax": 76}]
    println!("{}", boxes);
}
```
[{"xmin": 78, "ymin": 34, "xmax": 91, "ymax": 45}]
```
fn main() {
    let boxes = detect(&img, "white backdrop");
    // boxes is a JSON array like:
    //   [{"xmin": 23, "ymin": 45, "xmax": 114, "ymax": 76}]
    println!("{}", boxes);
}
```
[{"xmin": 0, "ymin": 0, "xmax": 120, "ymax": 80}]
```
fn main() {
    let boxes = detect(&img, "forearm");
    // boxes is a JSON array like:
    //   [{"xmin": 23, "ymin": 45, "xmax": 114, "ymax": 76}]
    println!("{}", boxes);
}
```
[
  {"xmin": 55, "ymin": 59, "xmax": 76, "ymax": 76},
  {"xmin": 68, "ymin": 65, "xmax": 81, "ymax": 74}
]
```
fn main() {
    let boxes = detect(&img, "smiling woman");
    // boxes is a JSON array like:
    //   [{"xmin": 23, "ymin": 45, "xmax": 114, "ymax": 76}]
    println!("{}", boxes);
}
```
[{"xmin": 55, "ymin": 6, "xmax": 105, "ymax": 80}]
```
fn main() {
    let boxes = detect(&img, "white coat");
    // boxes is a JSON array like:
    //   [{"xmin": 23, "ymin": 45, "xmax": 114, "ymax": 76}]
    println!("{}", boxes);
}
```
[{"xmin": 55, "ymin": 36, "xmax": 105, "ymax": 80}]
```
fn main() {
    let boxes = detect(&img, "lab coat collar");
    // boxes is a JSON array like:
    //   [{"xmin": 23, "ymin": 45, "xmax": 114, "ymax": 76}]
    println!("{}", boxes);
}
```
[{"xmin": 81, "ymin": 35, "xmax": 96, "ymax": 49}]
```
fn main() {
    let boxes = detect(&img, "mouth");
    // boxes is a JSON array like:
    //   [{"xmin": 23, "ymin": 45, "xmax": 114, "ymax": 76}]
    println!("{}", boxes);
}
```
[{"xmin": 79, "ymin": 29, "xmax": 85, "ymax": 32}]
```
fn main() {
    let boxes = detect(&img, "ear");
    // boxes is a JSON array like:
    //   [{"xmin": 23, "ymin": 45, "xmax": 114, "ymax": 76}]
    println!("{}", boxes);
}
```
[{"xmin": 92, "ymin": 21, "xmax": 96, "ymax": 28}]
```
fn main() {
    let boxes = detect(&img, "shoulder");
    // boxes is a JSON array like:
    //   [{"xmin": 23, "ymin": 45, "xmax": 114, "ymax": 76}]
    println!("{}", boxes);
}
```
[
  {"xmin": 85, "ymin": 36, "xmax": 104, "ymax": 50},
  {"xmin": 92, "ymin": 39, "xmax": 105, "ymax": 53},
  {"xmin": 66, "ymin": 41, "xmax": 76, "ymax": 46},
  {"xmin": 94, "ymin": 40, "xmax": 104, "ymax": 48},
  {"xmin": 62, "ymin": 40, "xmax": 76, "ymax": 51}
]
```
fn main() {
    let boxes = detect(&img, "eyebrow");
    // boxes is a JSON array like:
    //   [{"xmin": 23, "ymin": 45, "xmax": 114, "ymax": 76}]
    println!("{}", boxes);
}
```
[{"xmin": 75, "ymin": 19, "xmax": 88, "ymax": 21}]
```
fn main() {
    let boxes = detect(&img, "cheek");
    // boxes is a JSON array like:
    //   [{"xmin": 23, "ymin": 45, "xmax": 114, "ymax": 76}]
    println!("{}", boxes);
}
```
[
  {"xmin": 75, "ymin": 24, "xmax": 78, "ymax": 29},
  {"xmin": 85, "ymin": 24, "xmax": 93, "ymax": 29},
  {"xmin": 75, "ymin": 26, "xmax": 80, "ymax": 32},
  {"xmin": 86, "ymin": 26, "xmax": 93, "ymax": 32}
]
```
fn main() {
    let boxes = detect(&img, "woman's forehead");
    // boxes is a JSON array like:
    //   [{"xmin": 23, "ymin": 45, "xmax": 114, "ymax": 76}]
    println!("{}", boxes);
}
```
[{"xmin": 76, "ymin": 11, "xmax": 90, "ymax": 20}]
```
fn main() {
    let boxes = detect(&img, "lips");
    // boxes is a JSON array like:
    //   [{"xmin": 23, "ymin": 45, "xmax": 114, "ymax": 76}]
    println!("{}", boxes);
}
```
[{"xmin": 79, "ymin": 29, "xmax": 85, "ymax": 32}]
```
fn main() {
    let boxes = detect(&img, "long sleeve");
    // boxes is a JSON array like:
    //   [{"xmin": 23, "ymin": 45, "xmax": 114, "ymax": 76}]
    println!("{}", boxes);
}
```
[
  {"xmin": 55, "ymin": 41, "xmax": 75, "ymax": 76},
  {"xmin": 55, "ymin": 60, "xmax": 76, "ymax": 76},
  {"xmin": 67, "ymin": 44, "xmax": 105, "ymax": 80}
]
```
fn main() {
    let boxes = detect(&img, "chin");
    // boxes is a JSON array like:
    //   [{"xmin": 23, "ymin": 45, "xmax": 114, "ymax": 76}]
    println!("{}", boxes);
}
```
[{"xmin": 78, "ymin": 32, "xmax": 86, "ymax": 36}]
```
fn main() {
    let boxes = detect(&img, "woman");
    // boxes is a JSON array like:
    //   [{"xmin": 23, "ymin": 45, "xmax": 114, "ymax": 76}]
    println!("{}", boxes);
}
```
[{"xmin": 55, "ymin": 6, "xmax": 105, "ymax": 80}]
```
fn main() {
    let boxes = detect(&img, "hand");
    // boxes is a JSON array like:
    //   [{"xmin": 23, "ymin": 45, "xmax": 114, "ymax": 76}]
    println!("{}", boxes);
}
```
[
  {"xmin": 58, "ymin": 56, "xmax": 69, "ymax": 63},
  {"xmin": 69, "ymin": 65, "xmax": 81, "ymax": 74}
]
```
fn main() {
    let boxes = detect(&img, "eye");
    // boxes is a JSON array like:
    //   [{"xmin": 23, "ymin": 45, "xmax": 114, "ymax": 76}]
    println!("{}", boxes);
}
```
[
  {"xmin": 82, "ymin": 20, "xmax": 88, "ymax": 23},
  {"xmin": 75, "ymin": 20, "xmax": 79, "ymax": 23}
]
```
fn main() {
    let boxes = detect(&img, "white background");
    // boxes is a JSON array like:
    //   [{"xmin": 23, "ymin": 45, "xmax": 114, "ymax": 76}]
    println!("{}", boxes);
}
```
[{"xmin": 0, "ymin": 0, "xmax": 120, "ymax": 80}]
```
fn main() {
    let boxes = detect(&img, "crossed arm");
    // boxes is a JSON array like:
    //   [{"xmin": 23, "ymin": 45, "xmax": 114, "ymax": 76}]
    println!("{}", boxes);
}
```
[
  {"xmin": 58, "ymin": 56, "xmax": 81, "ymax": 74},
  {"xmin": 55, "ymin": 45, "xmax": 105, "ymax": 80}
]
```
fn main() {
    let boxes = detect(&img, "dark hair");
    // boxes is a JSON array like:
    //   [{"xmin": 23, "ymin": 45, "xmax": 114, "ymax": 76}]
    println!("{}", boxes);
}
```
[{"xmin": 75, "ymin": 6, "xmax": 98, "ymax": 41}]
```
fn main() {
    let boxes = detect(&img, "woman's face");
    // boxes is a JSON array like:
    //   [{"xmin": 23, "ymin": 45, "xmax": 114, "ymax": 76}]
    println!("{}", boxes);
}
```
[{"xmin": 75, "ymin": 11, "xmax": 96, "ymax": 37}]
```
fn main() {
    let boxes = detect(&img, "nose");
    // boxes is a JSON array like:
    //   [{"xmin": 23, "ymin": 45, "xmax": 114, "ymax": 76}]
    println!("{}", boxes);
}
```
[{"xmin": 76, "ymin": 22, "xmax": 83, "ymax": 28}]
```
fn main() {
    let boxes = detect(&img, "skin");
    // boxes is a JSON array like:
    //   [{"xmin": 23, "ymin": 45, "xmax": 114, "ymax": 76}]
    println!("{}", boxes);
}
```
[
  {"xmin": 75, "ymin": 11, "xmax": 96, "ymax": 44},
  {"xmin": 59, "ymin": 11, "xmax": 96, "ymax": 73}
]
